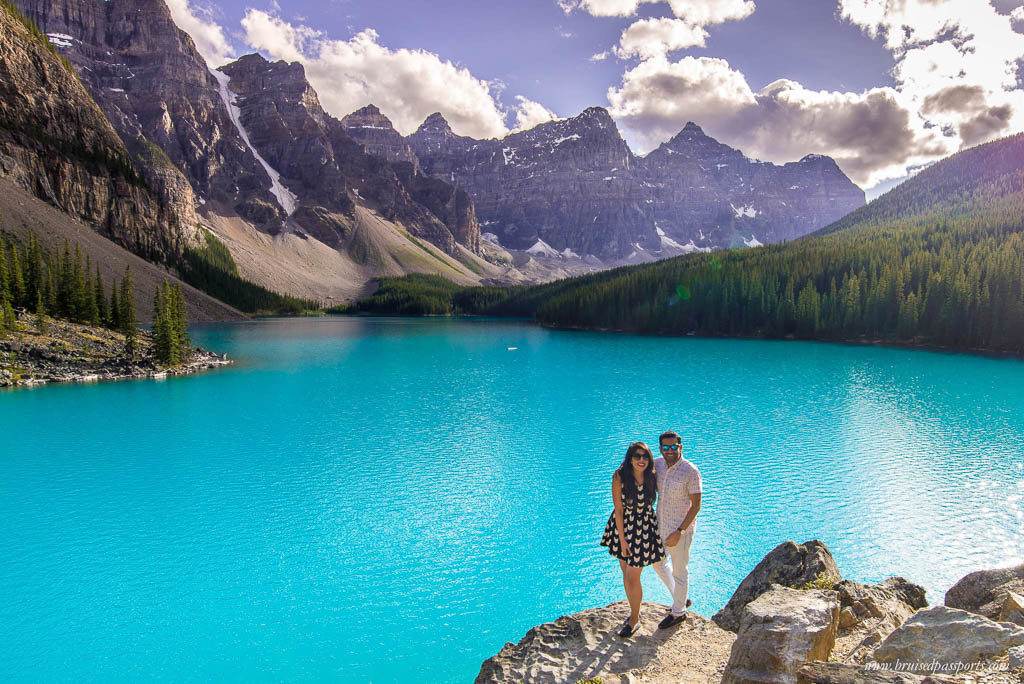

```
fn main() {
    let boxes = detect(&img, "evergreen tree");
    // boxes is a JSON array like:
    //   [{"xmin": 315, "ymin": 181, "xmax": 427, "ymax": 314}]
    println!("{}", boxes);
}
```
[
  {"xmin": 152, "ymin": 281, "xmax": 174, "ymax": 365},
  {"xmin": 94, "ymin": 265, "xmax": 107, "ymax": 325},
  {"xmin": 2, "ymin": 297, "xmax": 16, "ymax": 332},
  {"xmin": 9, "ymin": 244, "xmax": 25, "ymax": 309},
  {"xmin": 119, "ymin": 266, "xmax": 137, "ymax": 357},
  {"xmin": 109, "ymin": 280, "xmax": 120, "ymax": 330},
  {"xmin": 171, "ymin": 283, "xmax": 190, "ymax": 354},
  {"xmin": 0, "ymin": 242, "xmax": 9, "ymax": 306}
]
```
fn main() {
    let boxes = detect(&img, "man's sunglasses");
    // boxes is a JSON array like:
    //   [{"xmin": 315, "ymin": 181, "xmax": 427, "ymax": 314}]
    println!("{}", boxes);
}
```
[{"xmin": 659, "ymin": 444, "xmax": 680, "ymax": 451}]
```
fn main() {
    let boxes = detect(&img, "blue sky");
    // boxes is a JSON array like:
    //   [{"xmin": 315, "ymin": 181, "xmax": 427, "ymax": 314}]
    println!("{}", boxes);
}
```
[{"xmin": 170, "ymin": 0, "xmax": 1024, "ymax": 194}]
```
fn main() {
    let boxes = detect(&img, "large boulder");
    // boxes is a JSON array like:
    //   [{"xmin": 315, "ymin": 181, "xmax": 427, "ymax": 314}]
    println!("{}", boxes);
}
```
[
  {"xmin": 722, "ymin": 586, "xmax": 840, "ymax": 684},
  {"xmin": 475, "ymin": 600, "xmax": 734, "ymax": 683},
  {"xmin": 871, "ymin": 606, "xmax": 1024, "ymax": 666},
  {"xmin": 944, "ymin": 563, "xmax": 1024, "ymax": 620},
  {"xmin": 797, "ymin": 662, "xmax": 957, "ymax": 683},
  {"xmin": 833, "ymin": 577, "xmax": 926, "ymax": 663},
  {"xmin": 714, "ymin": 540, "xmax": 842, "ymax": 632}
]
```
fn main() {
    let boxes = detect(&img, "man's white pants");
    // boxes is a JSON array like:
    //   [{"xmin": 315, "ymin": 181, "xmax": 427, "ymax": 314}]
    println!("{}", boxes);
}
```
[{"xmin": 653, "ymin": 525, "xmax": 693, "ymax": 616}]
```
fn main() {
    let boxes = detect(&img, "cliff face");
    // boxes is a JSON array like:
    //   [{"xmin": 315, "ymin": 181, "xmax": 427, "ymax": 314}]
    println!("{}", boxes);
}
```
[
  {"xmin": 407, "ymin": 110, "xmax": 866, "ymax": 259},
  {"xmin": 341, "ymin": 104, "xmax": 420, "ymax": 172},
  {"xmin": 219, "ymin": 54, "xmax": 481, "ymax": 255},
  {"xmin": 0, "ymin": 3, "xmax": 188, "ymax": 259},
  {"xmin": 13, "ymin": 0, "xmax": 282, "ymax": 230}
]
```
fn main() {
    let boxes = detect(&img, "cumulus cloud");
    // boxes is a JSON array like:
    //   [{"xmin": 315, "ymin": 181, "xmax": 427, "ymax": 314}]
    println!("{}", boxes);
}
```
[
  {"xmin": 165, "ymin": 0, "xmax": 235, "ymax": 67},
  {"xmin": 614, "ymin": 17, "xmax": 708, "ymax": 59},
  {"xmin": 839, "ymin": 0, "xmax": 1024, "ymax": 148},
  {"xmin": 240, "ymin": 11, "xmax": 513, "ymax": 139},
  {"xmin": 560, "ymin": 0, "xmax": 754, "ymax": 21},
  {"xmin": 512, "ymin": 96, "xmax": 560, "ymax": 131},
  {"xmin": 607, "ymin": 55, "xmax": 951, "ymax": 186},
  {"xmin": 590, "ymin": 50, "xmax": 611, "ymax": 61}
]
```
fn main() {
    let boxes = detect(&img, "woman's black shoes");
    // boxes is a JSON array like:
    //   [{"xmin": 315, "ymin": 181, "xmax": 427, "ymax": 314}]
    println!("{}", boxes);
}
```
[{"xmin": 618, "ymin": 620, "xmax": 638, "ymax": 638}]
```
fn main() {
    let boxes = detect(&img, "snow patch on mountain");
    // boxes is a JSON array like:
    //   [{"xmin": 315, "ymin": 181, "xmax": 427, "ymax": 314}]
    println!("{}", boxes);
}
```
[
  {"xmin": 526, "ymin": 239, "xmax": 560, "ymax": 257},
  {"xmin": 743, "ymin": 234, "xmax": 764, "ymax": 247},
  {"xmin": 731, "ymin": 203, "xmax": 758, "ymax": 218}
]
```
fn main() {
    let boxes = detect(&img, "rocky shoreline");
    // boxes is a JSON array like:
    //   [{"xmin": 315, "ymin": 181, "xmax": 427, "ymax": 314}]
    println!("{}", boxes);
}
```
[
  {"xmin": 477, "ymin": 541, "xmax": 1024, "ymax": 683},
  {"xmin": 0, "ymin": 311, "xmax": 231, "ymax": 388}
]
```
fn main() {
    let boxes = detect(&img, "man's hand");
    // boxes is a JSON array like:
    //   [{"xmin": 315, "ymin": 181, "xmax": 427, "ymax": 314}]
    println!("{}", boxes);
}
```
[{"xmin": 665, "ymin": 530, "xmax": 681, "ymax": 548}]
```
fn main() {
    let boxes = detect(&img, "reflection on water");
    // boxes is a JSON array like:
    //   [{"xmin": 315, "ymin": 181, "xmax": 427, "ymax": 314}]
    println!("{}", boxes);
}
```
[{"xmin": 1, "ymin": 317, "xmax": 1022, "ymax": 682}]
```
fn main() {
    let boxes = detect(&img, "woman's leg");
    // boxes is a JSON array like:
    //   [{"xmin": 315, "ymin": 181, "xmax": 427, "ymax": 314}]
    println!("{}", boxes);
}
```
[{"xmin": 619, "ymin": 559, "xmax": 643, "ymax": 626}]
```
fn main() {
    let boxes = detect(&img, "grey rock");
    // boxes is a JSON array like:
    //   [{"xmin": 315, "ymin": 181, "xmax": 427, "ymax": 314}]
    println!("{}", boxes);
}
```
[
  {"xmin": 797, "ymin": 661, "xmax": 957, "ymax": 683},
  {"xmin": 714, "ymin": 540, "xmax": 842, "ymax": 633},
  {"xmin": 834, "ymin": 578, "xmax": 924, "ymax": 664},
  {"xmin": 722, "ymin": 585, "xmax": 840, "ymax": 684},
  {"xmin": 1008, "ymin": 644, "xmax": 1024, "ymax": 669},
  {"xmin": 945, "ymin": 563, "xmax": 1024, "ymax": 621},
  {"xmin": 871, "ymin": 606, "xmax": 1024, "ymax": 665}
]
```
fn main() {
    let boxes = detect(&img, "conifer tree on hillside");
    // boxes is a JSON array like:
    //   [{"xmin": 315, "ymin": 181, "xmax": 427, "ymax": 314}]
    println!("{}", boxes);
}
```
[
  {"xmin": 109, "ymin": 279, "xmax": 120, "ymax": 330},
  {"xmin": 9, "ymin": 243, "xmax": 25, "ymax": 309},
  {"xmin": 119, "ymin": 266, "xmax": 137, "ymax": 357},
  {"xmin": 0, "ymin": 243, "xmax": 9, "ymax": 306},
  {"xmin": 94, "ymin": 265, "xmax": 107, "ymax": 324}
]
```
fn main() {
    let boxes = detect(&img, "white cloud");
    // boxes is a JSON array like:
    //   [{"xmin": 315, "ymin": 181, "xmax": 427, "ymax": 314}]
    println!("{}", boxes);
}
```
[
  {"xmin": 614, "ymin": 17, "xmax": 708, "ymax": 59},
  {"xmin": 838, "ymin": 0, "xmax": 1024, "ymax": 145},
  {"xmin": 590, "ymin": 50, "xmax": 610, "ymax": 61},
  {"xmin": 607, "ymin": 55, "xmax": 951, "ymax": 187},
  {"xmin": 241, "ymin": 11, "xmax": 511, "ymax": 138},
  {"xmin": 559, "ymin": 0, "xmax": 754, "ymax": 21},
  {"xmin": 512, "ymin": 96, "xmax": 560, "ymax": 131},
  {"xmin": 165, "ymin": 0, "xmax": 235, "ymax": 67}
]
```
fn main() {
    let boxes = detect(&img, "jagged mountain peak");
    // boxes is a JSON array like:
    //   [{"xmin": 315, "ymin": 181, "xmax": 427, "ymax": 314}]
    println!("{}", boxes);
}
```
[
  {"xmin": 418, "ymin": 112, "xmax": 453, "ymax": 134},
  {"xmin": 342, "ymin": 103, "xmax": 396, "ymax": 130}
]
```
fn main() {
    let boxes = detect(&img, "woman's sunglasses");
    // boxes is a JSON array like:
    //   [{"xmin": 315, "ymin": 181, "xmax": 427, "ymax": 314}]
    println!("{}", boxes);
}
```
[{"xmin": 631, "ymin": 453, "xmax": 650, "ymax": 460}]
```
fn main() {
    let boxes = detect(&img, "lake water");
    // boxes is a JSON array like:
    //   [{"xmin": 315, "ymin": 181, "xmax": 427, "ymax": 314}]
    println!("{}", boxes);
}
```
[{"xmin": 2, "ymin": 317, "xmax": 1023, "ymax": 682}]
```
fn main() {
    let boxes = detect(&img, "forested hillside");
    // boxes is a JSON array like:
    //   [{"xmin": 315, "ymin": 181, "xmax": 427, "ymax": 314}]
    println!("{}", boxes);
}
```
[{"xmin": 344, "ymin": 133, "xmax": 1024, "ymax": 355}]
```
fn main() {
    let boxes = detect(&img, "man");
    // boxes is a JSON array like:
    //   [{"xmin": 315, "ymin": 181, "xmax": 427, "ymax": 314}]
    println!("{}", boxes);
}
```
[{"xmin": 652, "ymin": 430, "xmax": 702, "ymax": 629}]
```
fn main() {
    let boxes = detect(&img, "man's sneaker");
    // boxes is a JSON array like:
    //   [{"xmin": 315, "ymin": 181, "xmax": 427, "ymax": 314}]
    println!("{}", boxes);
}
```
[{"xmin": 657, "ymin": 612, "xmax": 687, "ymax": 629}]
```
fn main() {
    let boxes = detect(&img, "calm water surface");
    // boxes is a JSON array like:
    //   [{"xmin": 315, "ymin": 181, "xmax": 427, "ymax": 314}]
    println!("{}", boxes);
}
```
[{"xmin": 1, "ymin": 317, "xmax": 1023, "ymax": 682}]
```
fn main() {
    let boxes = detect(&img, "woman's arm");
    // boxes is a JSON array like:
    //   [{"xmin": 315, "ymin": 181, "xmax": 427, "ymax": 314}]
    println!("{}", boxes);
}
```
[{"xmin": 612, "ymin": 473, "xmax": 629, "ymax": 556}]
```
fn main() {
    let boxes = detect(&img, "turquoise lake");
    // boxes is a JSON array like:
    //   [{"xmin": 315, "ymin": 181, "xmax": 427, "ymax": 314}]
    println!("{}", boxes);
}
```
[{"xmin": 2, "ymin": 317, "xmax": 1023, "ymax": 682}]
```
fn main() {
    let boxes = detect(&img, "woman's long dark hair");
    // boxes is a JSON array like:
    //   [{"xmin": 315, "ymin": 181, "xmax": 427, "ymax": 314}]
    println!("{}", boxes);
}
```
[{"xmin": 615, "ymin": 442, "xmax": 656, "ymax": 506}]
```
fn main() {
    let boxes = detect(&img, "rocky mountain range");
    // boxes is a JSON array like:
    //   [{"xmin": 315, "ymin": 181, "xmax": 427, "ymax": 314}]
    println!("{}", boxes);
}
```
[
  {"xmin": 3, "ymin": 0, "xmax": 867, "ymax": 305},
  {"xmin": 401, "ymin": 109, "xmax": 866, "ymax": 260}
]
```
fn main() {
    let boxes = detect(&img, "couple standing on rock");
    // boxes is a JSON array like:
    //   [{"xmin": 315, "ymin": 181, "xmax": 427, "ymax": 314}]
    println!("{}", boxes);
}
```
[{"xmin": 600, "ymin": 431, "xmax": 702, "ymax": 638}]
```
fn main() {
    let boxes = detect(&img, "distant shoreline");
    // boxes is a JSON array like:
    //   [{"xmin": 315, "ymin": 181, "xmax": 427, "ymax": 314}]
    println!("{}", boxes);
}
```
[{"xmin": 327, "ymin": 312, "xmax": 1024, "ymax": 360}]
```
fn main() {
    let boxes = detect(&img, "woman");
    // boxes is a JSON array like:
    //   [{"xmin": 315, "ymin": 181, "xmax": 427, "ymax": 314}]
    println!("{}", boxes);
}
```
[{"xmin": 600, "ymin": 441, "xmax": 666, "ymax": 637}]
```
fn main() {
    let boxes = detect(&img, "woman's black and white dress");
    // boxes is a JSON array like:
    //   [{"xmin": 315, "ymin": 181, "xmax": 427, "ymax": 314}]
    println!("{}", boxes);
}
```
[{"xmin": 600, "ymin": 481, "xmax": 666, "ymax": 567}]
